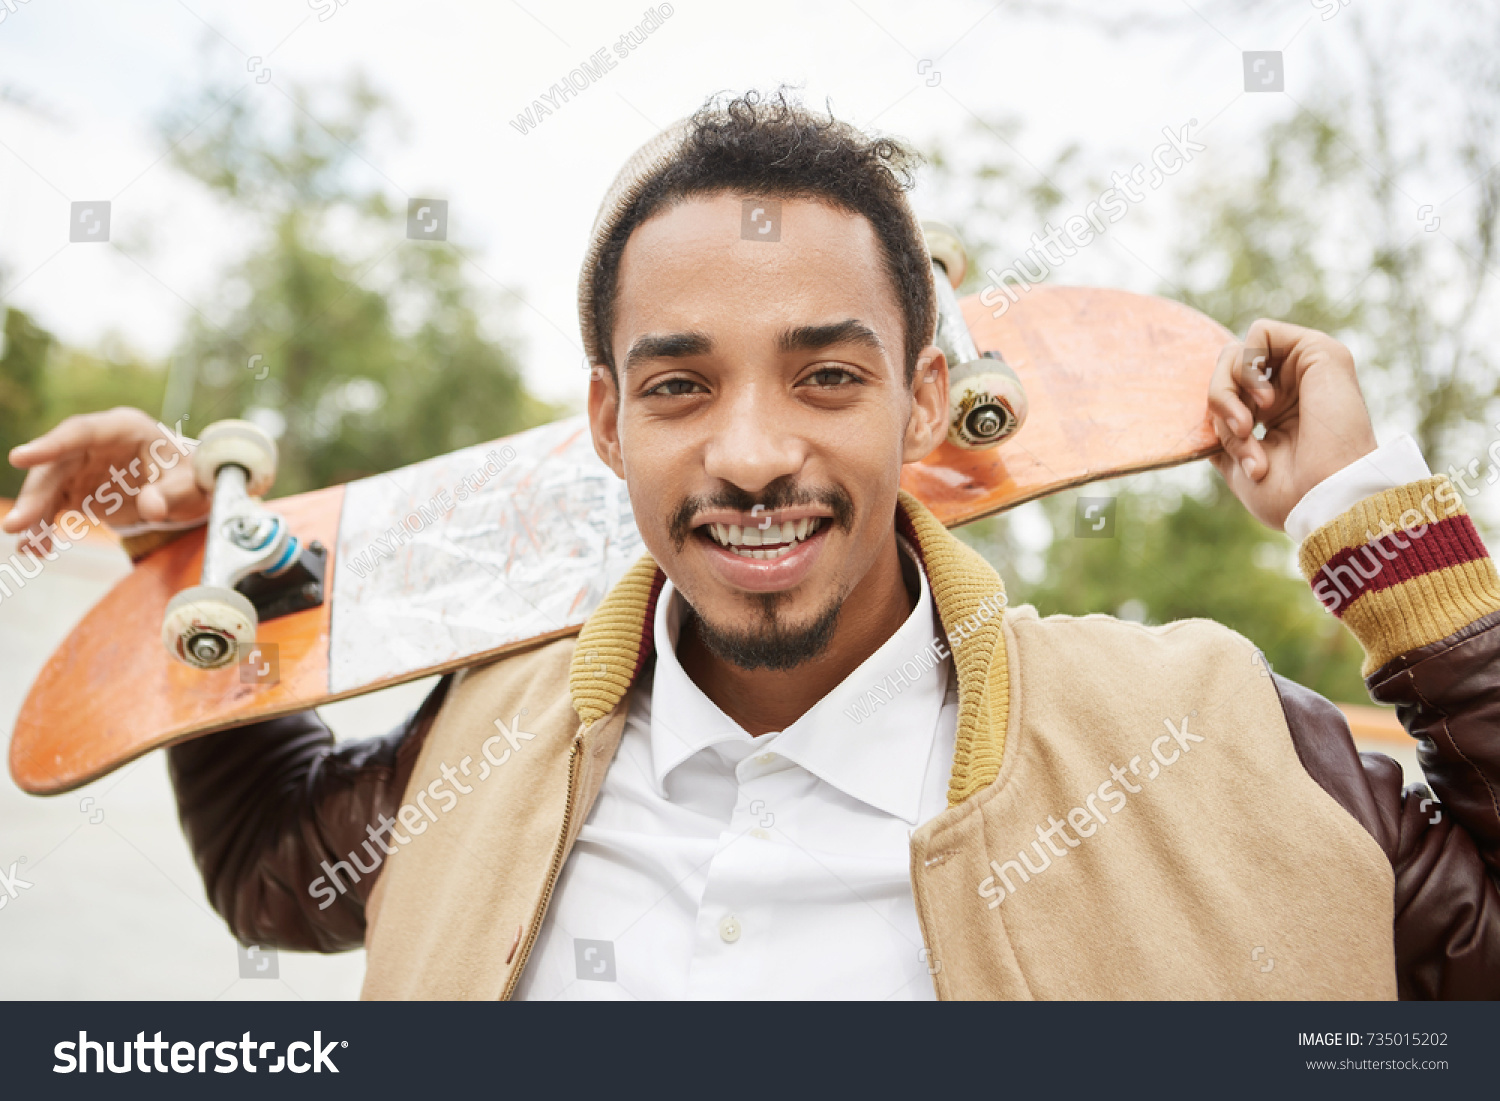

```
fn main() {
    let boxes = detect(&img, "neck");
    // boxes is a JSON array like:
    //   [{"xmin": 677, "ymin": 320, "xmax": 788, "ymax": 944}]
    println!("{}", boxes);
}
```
[{"xmin": 677, "ymin": 530, "xmax": 916, "ymax": 736}]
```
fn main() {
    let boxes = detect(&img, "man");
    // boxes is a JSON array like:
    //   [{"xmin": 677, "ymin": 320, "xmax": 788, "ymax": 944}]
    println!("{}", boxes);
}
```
[{"xmin": 8, "ymin": 90, "xmax": 1500, "ymax": 999}]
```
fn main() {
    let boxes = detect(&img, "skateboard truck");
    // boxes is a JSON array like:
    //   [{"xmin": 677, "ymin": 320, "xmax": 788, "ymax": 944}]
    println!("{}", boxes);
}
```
[
  {"xmin": 923, "ymin": 220, "xmax": 1029, "ymax": 450},
  {"xmin": 160, "ymin": 420, "xmax": 326, "ymax": 670}
]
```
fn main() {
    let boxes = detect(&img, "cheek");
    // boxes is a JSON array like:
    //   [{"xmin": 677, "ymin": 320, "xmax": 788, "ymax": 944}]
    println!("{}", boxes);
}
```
[
  {"xmin": 616, "ymin": 404, "xmax": 685, "ymax": 477},
  {"xmin": 616, "ymin": 429, "xmax": 693, "ymax": 546},
  {"xmin": 843, "ymin": 417, "xmax": 908, "ymax": 495}
]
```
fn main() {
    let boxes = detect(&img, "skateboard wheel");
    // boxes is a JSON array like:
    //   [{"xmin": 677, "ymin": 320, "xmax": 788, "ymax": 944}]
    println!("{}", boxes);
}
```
[
  {"xmin": 948, "ymin": 355, "xmax": 1028, "ymax": 449},
  {"xmin": 161, "ymin": 585, "xmax": 258, "ymax": 669},
  {"xmin": 922, "ymin": 220, "xmax": 967, "ymax": 288},
  {"xmin": 192, "ymin": 420, "xmax": 278, "ymax": 496}
]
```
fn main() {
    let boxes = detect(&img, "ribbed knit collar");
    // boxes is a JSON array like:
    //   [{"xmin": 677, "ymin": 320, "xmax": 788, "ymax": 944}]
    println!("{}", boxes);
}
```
[{"xmin": 569, "ymin": 491, "xmax": 1011, "ymax": 806}]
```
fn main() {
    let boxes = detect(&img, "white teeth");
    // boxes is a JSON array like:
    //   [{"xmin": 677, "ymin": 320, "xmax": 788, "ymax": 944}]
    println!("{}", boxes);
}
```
[{"xmin": 704, "ymin": 515, "xmax": 826, "ymax": 555}]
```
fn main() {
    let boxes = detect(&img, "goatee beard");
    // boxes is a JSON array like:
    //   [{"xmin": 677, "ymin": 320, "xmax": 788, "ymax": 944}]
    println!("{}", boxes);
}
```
[{"xmin": 686, "ymin": 590, "xmax": 843, "ymax": 672}]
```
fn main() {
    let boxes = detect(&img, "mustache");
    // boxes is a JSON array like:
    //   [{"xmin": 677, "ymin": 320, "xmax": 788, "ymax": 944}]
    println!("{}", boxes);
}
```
[{"xmin": 667, "ymin": 478, "xmax": 856, "ymax": 552}]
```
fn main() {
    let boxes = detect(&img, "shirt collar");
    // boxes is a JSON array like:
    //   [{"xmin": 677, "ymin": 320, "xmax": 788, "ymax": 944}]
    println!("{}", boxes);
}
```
[{"xmin": 646, "ymin": 538, "xmax": 949, "ymax": 825}]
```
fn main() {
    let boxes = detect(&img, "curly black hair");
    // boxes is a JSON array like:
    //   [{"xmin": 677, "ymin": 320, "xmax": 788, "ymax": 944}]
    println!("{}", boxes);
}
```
[{"xmin": 589, "ymin": 87, "xmax": 933, "ymax": 383}]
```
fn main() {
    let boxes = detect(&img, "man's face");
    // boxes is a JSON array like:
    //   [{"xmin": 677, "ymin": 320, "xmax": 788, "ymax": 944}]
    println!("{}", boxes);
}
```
[{"xmin": 589, "ymin": 192, "xmax": 946, "ymax": 670}]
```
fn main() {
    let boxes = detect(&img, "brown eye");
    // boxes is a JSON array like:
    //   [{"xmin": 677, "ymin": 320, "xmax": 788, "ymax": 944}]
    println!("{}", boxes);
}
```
[
  {"xmin": 803, "ymin": 367, "xmax": 859, "ymax": 388},
  {"xmin": 647, "ymin": 378, "xmax": 705, "ymax": 397}
]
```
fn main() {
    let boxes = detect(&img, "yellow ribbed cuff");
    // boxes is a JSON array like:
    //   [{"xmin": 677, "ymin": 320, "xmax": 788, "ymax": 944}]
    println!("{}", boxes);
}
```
[{"xmin": 1298, "ymin": 476, "xmax": 1500, "ymax": 675}]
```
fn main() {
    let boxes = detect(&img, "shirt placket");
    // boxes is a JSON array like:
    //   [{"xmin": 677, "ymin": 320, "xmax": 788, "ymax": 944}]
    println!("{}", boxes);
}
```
[{"xmin": 683, "ymin": 739, "xmax": 793, "ymax": 998}]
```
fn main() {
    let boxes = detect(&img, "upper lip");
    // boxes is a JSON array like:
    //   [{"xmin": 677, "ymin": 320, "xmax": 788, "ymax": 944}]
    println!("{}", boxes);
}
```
[{"xmin": 692, "ymin": 507, "xmax": 833, "ymax": 530}]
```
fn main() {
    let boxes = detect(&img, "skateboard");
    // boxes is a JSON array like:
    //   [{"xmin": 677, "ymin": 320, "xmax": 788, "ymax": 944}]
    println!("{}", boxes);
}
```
[{"xmin": 9, "ymin": 226, "xmax": 1229, "ymax": 795}]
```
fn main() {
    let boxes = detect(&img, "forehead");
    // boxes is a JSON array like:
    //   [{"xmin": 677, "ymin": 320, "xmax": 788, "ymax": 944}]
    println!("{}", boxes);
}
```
[{"xmin": 611, "ymin": 192, "xmax": 902, "ymax": 357}]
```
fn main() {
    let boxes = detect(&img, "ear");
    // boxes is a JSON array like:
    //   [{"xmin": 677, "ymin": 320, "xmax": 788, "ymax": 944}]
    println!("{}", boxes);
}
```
[
  {"xmin": 902, "ymin": 345, "xmax": 949, "ymax": 464},
  {"xmin": 587, "ymin": 365, "xmax": 626, "ymax": 479}
]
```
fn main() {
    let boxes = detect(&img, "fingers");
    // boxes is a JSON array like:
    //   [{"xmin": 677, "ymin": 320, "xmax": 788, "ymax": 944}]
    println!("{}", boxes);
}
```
[
  {"xmin": 1209, "ymin": 448, "xmax": 1242, "ymax": 488},
  {"xmin": 1208, "ymin": 337, "xmax": 1270, "ymax": 480},
  {"xmin": 136, "ymin": 463, "xmax": 210, "ymax": 524},
  {"xmin": 7, "ymin": 407, "xmax": 150, "ymax": 469},
  {"xmin": 7, "ymin": 415, "xmax": 95, "ymax": 469},
  {"xmin": 2, "ymin": 407, "xmax": 202, "ymax": 543},
  {"xmin": 1207, "ymin": 341, "xmax": 1257, "ymax": 440},
  {"xmin": 1241, "ymin": 317, "xmax": 1332, "ymax": 408},
  {"xmin": 1213, "ymin": 408, "xmax": 1267, "ymax": 481},
  {"xmin": 1, "ymin": 462, "xmax": 71, "ymax": 536},
  {"xmin": 1243, "ymin": 318, "xmax": 1317, "ymax": 364}
]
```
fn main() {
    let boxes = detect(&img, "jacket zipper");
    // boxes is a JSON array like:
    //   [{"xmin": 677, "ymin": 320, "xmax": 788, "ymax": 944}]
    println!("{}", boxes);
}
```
[{"xmin": 500, "ymin": 735, "xmax": 582, "ymax": 1000}]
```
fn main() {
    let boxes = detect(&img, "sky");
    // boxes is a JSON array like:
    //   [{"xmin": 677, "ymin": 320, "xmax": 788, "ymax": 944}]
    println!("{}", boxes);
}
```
[{"xmin": 0, "ymin": 0, "xmax": 1424, "ymax": 409}]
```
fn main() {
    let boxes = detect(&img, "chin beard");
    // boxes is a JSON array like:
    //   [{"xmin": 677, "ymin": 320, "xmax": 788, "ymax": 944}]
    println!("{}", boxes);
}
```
[{"xmin": 687, "ymin": 591, "xmax": 843, "ymax": 672}]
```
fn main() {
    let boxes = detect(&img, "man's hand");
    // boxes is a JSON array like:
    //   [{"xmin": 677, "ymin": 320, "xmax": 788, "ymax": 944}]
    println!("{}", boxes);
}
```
[
  {"xmin": 3, "ymin": 408, "xmax": 209, "ymax": 553},
  {"xmin": 1207, "ymin": 319, "xmax": 1378, "ymax": 531}
]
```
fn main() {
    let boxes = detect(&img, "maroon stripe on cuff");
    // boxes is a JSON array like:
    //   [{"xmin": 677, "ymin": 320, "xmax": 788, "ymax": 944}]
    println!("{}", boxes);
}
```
[{"xmin": 1312, "ymin": 514, "xmax": 1488, "ymax": 612}]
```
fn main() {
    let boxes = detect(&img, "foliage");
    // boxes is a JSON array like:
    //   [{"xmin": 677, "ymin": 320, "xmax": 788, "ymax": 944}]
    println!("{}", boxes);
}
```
[
  {"xmin": 934, "ymin": 16, "xmax": 1500, "ymax": 703},
  {"xmin": 0, "ymin": 310, "xmax": 168, "ymax": 498},
  {"xmin": 162, "ymin": 79, "xmax": 557, "ymax": 496},
  {"xmin": 0, "ymin": 76, "xmax": 553, "ymax": 502}
]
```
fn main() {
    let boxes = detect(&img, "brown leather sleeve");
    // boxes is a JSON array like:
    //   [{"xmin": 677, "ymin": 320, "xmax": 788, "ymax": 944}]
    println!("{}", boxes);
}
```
[
  {"xmin": 166, "ymin": 676, "xmax": 451, "ymax": 952},
  {"xmin": 1274, "ymin": 610, "xmax": 1500, "ymax": 999}
]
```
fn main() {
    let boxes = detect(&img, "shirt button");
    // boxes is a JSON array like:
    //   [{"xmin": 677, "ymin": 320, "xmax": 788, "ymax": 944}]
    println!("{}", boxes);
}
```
[
  {"xmin": 755, "ymin": 753, "xmax": 774, "ymax": 765},
  {"xmin": 718, "ymin": 914, "xmax": 742, "ymax": 943},
  {"xmin": 750, "ymin": 827, "xmax": 770, "ymax": 840}
]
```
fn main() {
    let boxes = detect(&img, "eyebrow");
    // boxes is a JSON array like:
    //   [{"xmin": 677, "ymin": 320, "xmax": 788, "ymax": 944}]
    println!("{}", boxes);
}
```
[
  {"xmin": 623, "ymin": 319, "xmax": 885, "ymax": 374},
  {"xmin": 623, "ymin": 331, "xmax": 714, "ymax": 374},
  {"xmin": 777, "ymin": 319, "xmax": 885, "ymax": 357}
]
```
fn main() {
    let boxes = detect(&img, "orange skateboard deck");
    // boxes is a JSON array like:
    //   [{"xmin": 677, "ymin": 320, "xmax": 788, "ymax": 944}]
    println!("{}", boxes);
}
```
[{"xmin": 10, "ymin": 284, "xmax": 1227, "ymax": 795}]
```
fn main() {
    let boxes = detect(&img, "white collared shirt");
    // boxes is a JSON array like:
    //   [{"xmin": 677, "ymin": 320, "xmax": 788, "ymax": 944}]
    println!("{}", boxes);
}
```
[
  {"xmin": 514, "ymin": 540, "xmax": 957, "ymax": 1000},
  {"xmin": 510, "ymin": 441, "xmax": 1427, "ymax": 1000}
]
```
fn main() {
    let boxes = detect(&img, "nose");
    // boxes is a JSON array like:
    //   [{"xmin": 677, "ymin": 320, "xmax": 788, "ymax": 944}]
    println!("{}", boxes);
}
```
[{"xmin": 701, "ymin": 382, "xmax": 808, "ymax": 495}]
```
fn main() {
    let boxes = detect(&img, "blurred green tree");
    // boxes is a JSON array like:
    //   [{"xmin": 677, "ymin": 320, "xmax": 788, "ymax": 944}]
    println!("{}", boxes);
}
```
[
  {"xmin": 160, "ymin": 77, "xmax": 556, "ymax": 496},
  {"xmin": 928, "ymin": 17, "xmax": 1499, "ymax": 703},
  {"xmin": 0, "ymin": 308, "xmax": 167, "ymax": 498},
  {"xmin": 1, "ymin": 76, "xmax": 554, "ymax": 503}
]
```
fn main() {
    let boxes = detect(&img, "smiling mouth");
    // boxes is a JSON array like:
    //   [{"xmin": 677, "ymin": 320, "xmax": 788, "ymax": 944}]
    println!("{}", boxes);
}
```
[{"xmin": 699, "ymin": 517, "xmax": 828, "ymax": 560}]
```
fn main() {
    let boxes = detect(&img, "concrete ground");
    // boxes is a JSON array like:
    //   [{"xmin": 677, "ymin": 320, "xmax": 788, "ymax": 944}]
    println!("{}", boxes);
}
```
[
  {"xmin": 0, "ymin": 527, "xmax": 433, "ymax": 999},
  {"xmin": 0, "ymin": 528, "xmax": 1420, "ymax": 1000}
]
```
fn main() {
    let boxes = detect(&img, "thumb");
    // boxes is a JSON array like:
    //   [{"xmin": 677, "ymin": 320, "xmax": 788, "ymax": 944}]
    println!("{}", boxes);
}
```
[{"xmin": 135, "ymin": 468, "xmax": 210, "ymax": 524}]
